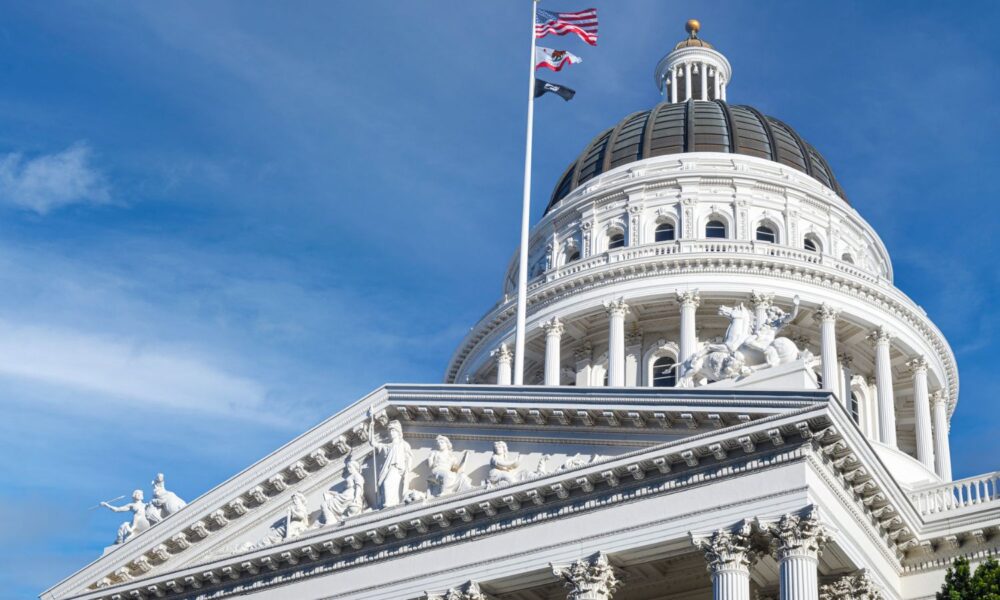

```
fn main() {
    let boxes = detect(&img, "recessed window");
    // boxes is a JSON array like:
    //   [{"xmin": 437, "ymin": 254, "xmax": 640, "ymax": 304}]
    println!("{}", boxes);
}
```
[
  {"xmin": 804, "ymin": 237, "xmax": 818, "ymax": 252},
  {"xmin": 850, "ymin": 392, "xmax": 861, "ymax": 424},
  {"xmin": 841, "ymin": 253, "xmax": 854, "ymax": 264},
  {"xmin": 705, "ymin": 220, "xmax": 726, "ymax": 239},
  {"xmin": 608, "ymin": 232, "xmax": 625, "ymax": 249},
  {"xmin": 756, "ymin": 224, "xmax": 777, "ymax": 243},
  {"xmin": 655, "ymin": 222, "xmax": 676, "ymax": 242},
  {"xmin": 566, "ymin": 250, "xmax": 581, "ymax": 263},
  {"xmin": 652, "ymin": 356, "xmax": 677, "ymax": 387}
]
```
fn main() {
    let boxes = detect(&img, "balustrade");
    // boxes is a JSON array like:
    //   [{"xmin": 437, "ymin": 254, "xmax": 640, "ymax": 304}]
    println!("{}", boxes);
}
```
[{"xmin": 910, "ymin": 472, "xmax": 1000, "ymax": 515}]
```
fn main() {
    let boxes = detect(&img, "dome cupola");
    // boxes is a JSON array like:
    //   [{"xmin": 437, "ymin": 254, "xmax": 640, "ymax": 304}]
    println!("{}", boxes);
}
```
[{"xmin": 655, "ymin": 20, "xmax": 731, "ymax": 102}]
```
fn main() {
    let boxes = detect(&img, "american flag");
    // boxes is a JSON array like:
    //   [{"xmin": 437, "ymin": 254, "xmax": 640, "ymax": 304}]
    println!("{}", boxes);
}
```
[{"xmin": 535, "ymin": 8, "xmax": 598, "ymax": 46}]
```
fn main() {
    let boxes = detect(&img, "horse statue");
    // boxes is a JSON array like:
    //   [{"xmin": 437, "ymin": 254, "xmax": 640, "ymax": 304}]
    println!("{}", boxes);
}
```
[{"xmin": 677, "ymin": 296, "xmax": 809, "ymax": 387}]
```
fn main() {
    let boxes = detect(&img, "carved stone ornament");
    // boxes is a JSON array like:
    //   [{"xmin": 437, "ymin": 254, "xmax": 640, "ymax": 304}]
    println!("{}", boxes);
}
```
[
  {"xmin": 484, "ymin": 441, "xmax": 524, "ymax": 489},
  {"xmin": 552, "ymin": 552, "xmax": 622, "ymax": 600},
  {"xmin": 817, "ymin": 303, "xmax": 840, "ymax": 323},
  {"xmin": 603, "ymin": 297, "xmax": 629, "ymax": 318},
  {"xmin": 423, "ymin": 580, "xmax": 492, "ymax": 600},
  {"xmin": 819, "ymin": 570, "xmax": 884, "ymax": 600},
  {"xmin": 542, "ymin": 316, "xmax": 565, "ymax": 337},
  {"xmin": 764, "ymin": 506, "xmax": 830, "ymax": 559},
  {"xmin": 692, "ymin": 521, "xmax": 759, "ymax": 574},
  {"xmin": 865, "ymin": 326, "xmax": 892, "ymax": 347},
  {"xmin": 676, "ymin": 289, "xmax": 701, "ymax": 308},
  {"xmin": 491, "ymin": 343, "xmax": 513, "ymax": 365}
]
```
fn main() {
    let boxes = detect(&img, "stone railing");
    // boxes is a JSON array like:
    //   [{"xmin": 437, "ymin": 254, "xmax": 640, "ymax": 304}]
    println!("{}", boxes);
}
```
[{"xmin": 909, "ymin": 472, "xmax": 1000, "ymax": 516}]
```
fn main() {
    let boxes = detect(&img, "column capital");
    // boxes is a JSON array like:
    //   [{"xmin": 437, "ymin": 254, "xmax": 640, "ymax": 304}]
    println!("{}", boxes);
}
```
[
  {"xmin": 762, "ymin": 506, "xmax": 829, "ymax": 560},
  {"xmin": 865, "ymin": 326, "xmax": 892, "ymax": 347},
  {"xmin": 604, "ymin": 297, "xmax": 630, "ymax": 318},
  {"xmin": 748, "ymin": 289, "xmax": 775, "ymax": 310},
  {"xmin": 541, "ymin": 316, "xmax": 565, "ymax": 337},
  {"xmin": 423, "ymin": 580, "xmax": 494, "ymax": 600},
  {"xmin": 551, "ymin": 552, "xmax": 622, "ymax": 600},
  {"xmin": 930, "ymin": 389, "xmax": 948, "ymax": 409},
  {"xmin": 837, "ymin": 352, "xmax": 854, "ymax": 367},
  {"xmin": 819, "ymin": 570, "xmax": 883, "ymax": 600},
  {"xmin": 491, "ymin": 343, "xmax": 513, "ymax": 365},
  {"xmin": 691, "ymin": 521, "xmax": 759, "ymax": 574},
  {"xmin": 906, "ymin": 355, "xmax": 929, "ymax": 374},
  {"xmin": 676, "ymin": 288, "xmax": 701, "ymax": 308},
  {"xmin": 817, "ymin": 303, "xmax": 840, "ymax": 323}
]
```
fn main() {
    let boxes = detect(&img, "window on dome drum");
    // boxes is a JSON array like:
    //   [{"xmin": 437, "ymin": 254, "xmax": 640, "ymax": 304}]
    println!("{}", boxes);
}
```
[
  {"xmin": 705, "ymin": 220, "xmax": 726, "ymax": 239},
  {"xmin": 652, "ymin": 356, "xmax": 677, "ymax": 387},
  {"xmin": 655, "ymin": 222, "xmax": 676, "ymax": 242},
  {"xmin": 566, "ymin": 250, "xmax": 580, "ymax": 263},
  {"xmin": 841, "ymin": 253, "xmax": 854, "ymax": 264},
  {"xmin": 755, "ymin": 224, "xmax": 777, "ymax": 243},
  {"xmin": 608, "ymin": 232, "xmax": 625, "ymax": 249},
  {"xmin": 850, "ymin": 392, "xmax": 861, "ymax": 424},
  {"xmin": 804, "ymin": 237, "xmax": 819, "ymax": 252}
]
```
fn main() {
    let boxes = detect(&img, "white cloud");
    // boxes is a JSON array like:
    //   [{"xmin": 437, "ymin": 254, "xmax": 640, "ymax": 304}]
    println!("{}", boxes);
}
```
[
  {"xmin": 0, "ymin": 320, "xmax": 269, "ymax": 418},
  {"xmin": 0, "ymin": 142, "xmax": 110, "ymax": 214}
]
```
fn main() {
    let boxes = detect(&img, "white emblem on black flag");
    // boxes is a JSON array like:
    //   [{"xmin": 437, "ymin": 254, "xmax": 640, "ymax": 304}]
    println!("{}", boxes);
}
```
[{"xmin": 534, "ymin": 78, "xmax": 576, "ymax": 101}]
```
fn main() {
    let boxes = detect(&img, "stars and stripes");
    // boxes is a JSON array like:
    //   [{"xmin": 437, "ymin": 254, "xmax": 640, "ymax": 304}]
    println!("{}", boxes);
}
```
[
  {"xmin": 535, "ymin": 47, "xmax": 583, "ymax": 71},
  {"xmin": 535, "ymin": 8, "xmax": 598, "ymax": 46}
]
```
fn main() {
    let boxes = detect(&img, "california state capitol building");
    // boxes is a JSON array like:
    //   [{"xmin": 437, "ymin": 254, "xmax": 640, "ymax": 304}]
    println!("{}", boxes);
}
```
[{"xmin": 43, "ymin": 19, "xmax": 1000, "ymax": 600}]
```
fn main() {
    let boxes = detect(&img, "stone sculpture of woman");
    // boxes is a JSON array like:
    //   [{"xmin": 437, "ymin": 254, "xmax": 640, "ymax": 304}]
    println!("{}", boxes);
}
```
[
  {"xmin": 148, "ymin": 473, "xmax": 186, "ymax": 524},
  {"xmin": 283, "ymin": 492, "xmax": 310, "ymax": 541},
  {"xmin": 485, "ymin": 441, "xmax": 522, "ymax": 488},
  {"xmin": 102, "ymin": 490, "xmax": 151, "ymax": 544},
  {"xmin": 373, "ymin": 420, "xmax": 413, "ymax": 508},
  {"xmin": 320, "ymin": 458, "xmax": 366, "ymax": 526},
  {"xmin": 427, "ymin": 435, "xmax": 473, "ymax": 498}
]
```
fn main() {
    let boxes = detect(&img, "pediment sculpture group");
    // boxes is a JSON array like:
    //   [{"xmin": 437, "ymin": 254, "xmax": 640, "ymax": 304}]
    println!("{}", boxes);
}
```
[{"xmin": 100, "ymin": 473, "xmax": 187, "ymax": 545}]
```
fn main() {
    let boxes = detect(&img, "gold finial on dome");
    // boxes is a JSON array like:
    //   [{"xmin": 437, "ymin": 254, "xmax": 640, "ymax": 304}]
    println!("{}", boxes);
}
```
[{"xmin": 686, "ymin": 19, "xmax": 701, "ymax": 37}]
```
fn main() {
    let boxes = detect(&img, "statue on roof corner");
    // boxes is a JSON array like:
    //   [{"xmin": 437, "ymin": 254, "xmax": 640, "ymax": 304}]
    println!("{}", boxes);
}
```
[
  {"xmin": 678, "ymin": 295, "xmax": 810, "ymax": 387},
  {"xmin": 147, "ymin": 472, "xmax": 186, "ymax": 524},
  {"xmin": 101, "ymin": 490, "xmax": 152, "ymax": 544},
  {"xmin": 372, "ymin": 419, "xmax": 413, "ymax": 508}
]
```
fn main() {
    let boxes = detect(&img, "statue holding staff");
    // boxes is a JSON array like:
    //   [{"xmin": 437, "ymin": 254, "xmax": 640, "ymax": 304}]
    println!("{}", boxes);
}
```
[{"xmin": 371, "ymin": 420, "xmax": 412, "ymax": 508}]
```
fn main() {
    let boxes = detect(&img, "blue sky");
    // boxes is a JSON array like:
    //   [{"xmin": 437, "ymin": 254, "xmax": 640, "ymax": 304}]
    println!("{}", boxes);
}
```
[{"xmin": 1, "ymin": 1, "xmax": 998, "ymax": 597}]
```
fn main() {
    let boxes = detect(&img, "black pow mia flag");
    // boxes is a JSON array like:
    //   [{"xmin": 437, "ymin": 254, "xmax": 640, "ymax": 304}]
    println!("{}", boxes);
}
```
[{"xmin": 534, "ymin": 78, "xmax": 576, "ymax": 101}]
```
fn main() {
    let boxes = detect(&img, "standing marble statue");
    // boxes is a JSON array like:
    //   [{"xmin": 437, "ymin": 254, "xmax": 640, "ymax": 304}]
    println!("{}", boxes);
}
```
[
  {"xmin": 283, "ymin": 492, "xmax": 310, "ymax": 540},
  {"xmin": 320, "ymin": 457, "xmax": 366, "ymax": 526},
  {"xmin": 485, "ymin": 441, "xmax": 523, "ymax": 488},
  {"xmin": 372, "ymin": 420, "xmax": 413, "ymax": 508},
  {"xmin": 101, "ymin": 490, "xmax": 151, "ymax": 544},
  {"xmin": 427, "ymin": 435, "xmax": 474, "ymax": 497},
  {"xmin": 148, "ymin": 473, "xmax": 186, "ymax": 524}
]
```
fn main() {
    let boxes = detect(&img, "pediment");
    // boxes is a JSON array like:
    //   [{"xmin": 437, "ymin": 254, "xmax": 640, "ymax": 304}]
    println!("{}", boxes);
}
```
[{"xmin": 44, "ymin": 384, "xmax": 830, "ymax": 599}]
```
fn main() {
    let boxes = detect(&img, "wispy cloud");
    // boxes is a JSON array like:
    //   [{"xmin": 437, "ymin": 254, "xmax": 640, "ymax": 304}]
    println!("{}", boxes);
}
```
[
  {"xmin": 0, "ymin": 142, "xmax": 110, "ymax": 214},
  {"xmin": 0, "ymin": 320, "xmax": 270, "ymax": 419}
]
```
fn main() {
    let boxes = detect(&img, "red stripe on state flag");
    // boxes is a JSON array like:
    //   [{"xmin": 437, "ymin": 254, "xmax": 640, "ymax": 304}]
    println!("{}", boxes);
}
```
[{"xmin": 534, "ymin": 47, "xmax": 583, "ymax": 71}]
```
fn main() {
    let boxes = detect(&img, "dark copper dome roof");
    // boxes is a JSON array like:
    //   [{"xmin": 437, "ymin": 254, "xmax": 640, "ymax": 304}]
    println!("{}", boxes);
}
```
[{"xmin": 546, "ymin": 100, "xmax": 847, "ymax": 213}]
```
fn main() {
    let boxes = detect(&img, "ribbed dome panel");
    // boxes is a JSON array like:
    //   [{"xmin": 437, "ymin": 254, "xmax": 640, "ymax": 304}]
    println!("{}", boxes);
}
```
[{"xmin": 546, "ymin": 100, "xmax": 847, "ymax": 212}]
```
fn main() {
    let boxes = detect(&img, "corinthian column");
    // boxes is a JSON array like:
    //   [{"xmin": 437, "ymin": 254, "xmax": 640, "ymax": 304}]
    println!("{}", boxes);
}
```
[
  {"xmin": 692, "ymin": 522, "xmax": 758, "ymax": 600},
  {"xmin": 766, "ymin": 507, "xmax": 829, "ymax": 600},
  {"xmin": 930, "ymin": 391, "xmax": 953, "ymax": 480},
  {"xmin": 866, "ymin": 327, "xmax": 896, "ymax": 447},
  {"xmin": 907, "ymin": 357, "xmax": 935, "ymax": 470},
  {"xmin": 542, "ymin": 317, "xmax": 565, "ymax": 386},
  {"xmin": 604, "ymin": 298, "xmax": 629, "ymax": 387},
  {"xmin": 492, "ymin": 344, "xmax": 513, "ymax": 386},
  {"xmin": 677, "ymin": 289, "xmax": 700, "ymax": 365},
  {"xmin": 552, "ymin": 552, "xmax": 621, "ymax": 600},
  {"xmin": 423, "ymin": 581, "xmax": 494, "ymax": 600},
  {"xmin": 818, "ymin": 571, "xmax": 883, "ymax": 600},
  {"xmin": 817, "ymin": 304, "xmax": 840, "ymax": 399}
]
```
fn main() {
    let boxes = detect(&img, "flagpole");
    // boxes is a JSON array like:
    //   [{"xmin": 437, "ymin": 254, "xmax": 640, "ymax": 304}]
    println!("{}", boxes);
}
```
[{"xmin": 513, "ymin": 0, "xmax": 539, "ymax": 386}]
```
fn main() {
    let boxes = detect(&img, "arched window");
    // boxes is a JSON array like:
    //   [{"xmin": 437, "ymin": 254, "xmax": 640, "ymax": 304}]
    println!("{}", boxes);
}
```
[
  {"xmin": 655, "ymin": 222, "xmax": 676, "ymax": 242},
  {"xmin": 705, "ymin": 220, "xmax": 726, "ymax": 239},
  {"xmin": 755, "ymin": 224, "xmax": 777, "ymax": 243},
  {"xmin": 849, "ymin": 392, "xmax": 861, "ymax": 424},
  {"xmin": 608, "ymin": 232, "xmax": 625, "ymax": 249},
  {"xmin": 841, "ymin": 253, "xmax": 854, "ymax": 264},
  {"xmin": 803, "ymin": 237, "xmax": 819, "ymax": 252},
  {"xmin": 652, "ymin": 356, "xmax": 677, "ymax": 387},
  {"xmin": 566, "ymin": 249, "xmax": 580, "ymax": 262}
]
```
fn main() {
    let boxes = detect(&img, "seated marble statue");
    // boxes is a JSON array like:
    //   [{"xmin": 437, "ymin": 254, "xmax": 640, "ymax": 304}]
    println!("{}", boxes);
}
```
[
  {"xmin": 102, "ymin": 490, "xmax": 151, "ymax": 544},
  {"xmin": 148, "ymin": 473, "xmax": 186, "ymax": 524},
  {"xmin": 485, "ymin": 441, "xmax": 522, "ymax": 488},
  {"xmin": 427, "ymin": 435, "xmax": 474, "ymax": 497},
  {"xmin": 283, "ymin": 492, "xmax": 310, "ymax": 540},
  {"xmin": 320, "ymin": 458, "xmax": 365, "ymax": 526}
]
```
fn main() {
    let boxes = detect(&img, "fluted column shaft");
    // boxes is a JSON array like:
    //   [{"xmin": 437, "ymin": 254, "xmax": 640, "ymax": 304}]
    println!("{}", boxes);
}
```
[
  {"xmin": 931, "ymin": 391, "xmax": 953, "ymax": 480},
  {"xmin": 685, "ymin": 62, "xmax": 692, "ymax": 101},
  {"xmin": 868, "ymin": 327, "xmax": 896, "ymax": 447},
  {"xmin": 779, "ymin": 551, "xmax": 819, "ymax": 600},
  {"xmin": 542, "ymin": 318, "xmax": 564, "ymax": 386},
  {"xmin": 818, "ymin": 305, "xmax": 840, "ymax": 401},
  {"xmin": 908, "ymin": 357, "xmax": 935, "ymax": 470},
  {"xmin": 677, "ymin": 290, "xmax": 700, "ymax": 365},
  {"xmin": 605, "ymin": 299, "xmax": 629, "ymax": 387},
  {"xmin": 713, "ymin": 566, "xmax": 751, "ymax": 600},
  {"xmin": 493, "ymin": 344, "xmax": 513, "ymax": 386}
]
